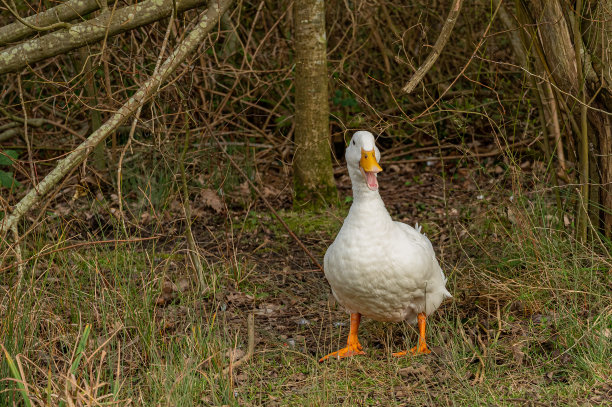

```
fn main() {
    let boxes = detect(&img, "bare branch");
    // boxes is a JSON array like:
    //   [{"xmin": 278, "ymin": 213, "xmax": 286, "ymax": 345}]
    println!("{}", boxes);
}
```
[
  {"xmin": 0, "ymin": 0, "xmax": 71, "ymax": 36},
  {"xmin": 0, "ymin": 0, "xmax": 209, "ymax": 75},
  {"xmin": 401, "ymin": 0, "xmax": 463, "ymax": 94},
  {"xmin": 0, "ymin": 0, "xmax": 234, "ymax": 235},
  {"xmin": 0, "ymin": 0, "xmax": 113, "ymax": 46}
]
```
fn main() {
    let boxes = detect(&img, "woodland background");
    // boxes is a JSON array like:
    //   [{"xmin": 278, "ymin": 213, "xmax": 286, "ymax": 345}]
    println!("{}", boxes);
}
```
[{"xmin": 0, "ymin": 0, "xmax": 611, "ymax": 405}]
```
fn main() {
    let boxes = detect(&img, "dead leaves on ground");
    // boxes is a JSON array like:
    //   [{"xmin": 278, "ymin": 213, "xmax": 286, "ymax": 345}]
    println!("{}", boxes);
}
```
[
  {"xmin": 155, "ymin": 277, "xmax": 191, "ymax": 307},
  {"xmin": 200, "ymin": 188, "xmax": 224, "ymax": 213}
]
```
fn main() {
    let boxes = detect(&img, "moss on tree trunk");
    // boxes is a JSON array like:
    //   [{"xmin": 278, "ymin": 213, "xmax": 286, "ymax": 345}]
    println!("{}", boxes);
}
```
[{"xmin": 292, "ymin": 0, "xmax": 337, "ymax": 209}]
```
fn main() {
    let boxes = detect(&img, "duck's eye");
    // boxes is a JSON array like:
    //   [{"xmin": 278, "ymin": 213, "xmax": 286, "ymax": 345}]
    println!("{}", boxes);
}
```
[{"xmin": 352, "ymin": 140, "xmax": 355, "ymax": 145}]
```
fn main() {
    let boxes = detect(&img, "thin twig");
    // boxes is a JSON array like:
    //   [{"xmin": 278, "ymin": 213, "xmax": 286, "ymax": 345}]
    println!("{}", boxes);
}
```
[
  {"xmin": 412, "ymin": 0, "xmax": 501, "ymax": 119},
  {"xmin": 179, "ymin": 108, "xmax": 206, "ymax": 291},
  {"xmin": 212, "ymin": 134, "xmax": 324, "ymax": 272},
  {"xmin": 572, "ymin": 0, "xmax": 589, "ymax": 242},
  {"xmin": 223, "ymin": 313, "xmax": 255, "ymax": 374},
  {"xmin": 117, "ymin": 7, "xmax": 174, "ymax": 230},
  {"xmin": 401, "ymin": 0, "xmax": 463, "ymax": 94},
  {"xmin": 11, "ymin": 225, "xmax": 24, "ymax": 292},
  {"xmin": 16, "ymin": 76, "xmax": 36, "ymax": 187},
  {"xmin": 1, "ymin": 0, "xmax": 71, "ymax": 33}
]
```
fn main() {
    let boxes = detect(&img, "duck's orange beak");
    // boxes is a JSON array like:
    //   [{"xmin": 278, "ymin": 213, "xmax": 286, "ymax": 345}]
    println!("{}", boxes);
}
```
[{"xmin": 360, "ymin": 148, "xmax": 382, "ymax": 173}]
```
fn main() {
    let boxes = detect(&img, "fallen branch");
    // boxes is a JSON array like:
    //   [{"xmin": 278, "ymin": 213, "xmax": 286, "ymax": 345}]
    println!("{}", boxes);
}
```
[
  {"xmin": 0, "ymin": 0, "xmax": 234, "ymax": 235},
  {"xmin": 401, "ymin": 0, "xmax": 463, "ymax": 94},
  {"xmin": 0, "ymin": 0, "xmax": 210, "ymax": 75},
  {"xmin": 380, "ymin": 136, "xmax": 542, "ymax": 165}
]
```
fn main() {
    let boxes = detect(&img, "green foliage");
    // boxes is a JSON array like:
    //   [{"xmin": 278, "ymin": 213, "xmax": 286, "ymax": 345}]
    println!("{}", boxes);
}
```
[
  {"xmin": 331, "ymin": 89, "xmax": 358, "ymax": 108},
  {"xmin": 2, "ymin": 347, "xmax": 32, "ymax": 407},
  {"xmin": 0, "ymin": 149, "xmax": 18, "ymax": 166},
  {"xmin": 0, "ymin": 149, "xmax": 20, "ymax": 189},
  {"xmin": 274, "ymin": 115, "xmax": 292, "ymax": 128},
  {"xmin": 243, "ymin": 208, "xmax": 345, "ymax": 238}
]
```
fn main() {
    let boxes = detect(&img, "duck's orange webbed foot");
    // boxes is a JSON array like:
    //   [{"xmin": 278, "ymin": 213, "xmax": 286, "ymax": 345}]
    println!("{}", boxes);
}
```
[
  {"xmin": 392, "ymin": 343, "xmax": 431, "ymax": 357},
  {"xmin": 319, "ymin": 340, "xmax": 365, "ymax": 362},
  {"xmin": 393, "ymin": 313, "xmax": 431, "ymax": 357},
  {"xmin": 320, "ymin": 313, "xmax": 365, "ymax": 362}
]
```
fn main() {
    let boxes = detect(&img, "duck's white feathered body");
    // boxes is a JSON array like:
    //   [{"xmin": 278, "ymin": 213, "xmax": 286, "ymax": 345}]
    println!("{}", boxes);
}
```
[
  {"xmin": 324, "ymin": 195, "xmax": 450, "ymax": 323},
  {"xmin": 324, "ymin": 131, "xmax": 451, "ymax": 324}
]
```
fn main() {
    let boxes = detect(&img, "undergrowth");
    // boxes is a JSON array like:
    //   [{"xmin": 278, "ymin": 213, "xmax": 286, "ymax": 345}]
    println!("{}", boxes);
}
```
[{"xmin": 1, "ymin": 181, "xmax": 610, "ymax": 406}]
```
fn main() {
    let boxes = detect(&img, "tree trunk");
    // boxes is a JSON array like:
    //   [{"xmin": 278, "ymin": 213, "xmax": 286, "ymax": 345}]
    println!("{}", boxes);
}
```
[
  {"xmin": 583, "ymin": 0, "xmax": 612, "ymax": 239},
  {"xmin": 519, "ymin": 0, "xmax": 612, "ymax": 239},
  {"xmin": 292, "ymin": 0, "xmax": 337, "ymax": 208}
]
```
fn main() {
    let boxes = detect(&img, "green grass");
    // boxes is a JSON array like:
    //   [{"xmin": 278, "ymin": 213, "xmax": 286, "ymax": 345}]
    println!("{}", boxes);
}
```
[
  {"xmin": 242, "ymin": 208, "xmax": 347, "ymax": 237},
  {"xmin": 1, "ymin": 191, "xmax": 610, "ymax": 406}
]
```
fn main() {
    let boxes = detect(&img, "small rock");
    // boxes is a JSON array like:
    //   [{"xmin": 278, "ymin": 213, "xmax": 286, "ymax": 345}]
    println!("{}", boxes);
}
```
[
  {"xmin": 333, "ymin": 321, "xmax": 346, "ymax": 328},
  {"xmin": 254, "ymin": 303, "xmax": 281, "ymax": 315},
  {"xmin": 296, "ymin": 318, "xmax": 310, "ymax": 326}
]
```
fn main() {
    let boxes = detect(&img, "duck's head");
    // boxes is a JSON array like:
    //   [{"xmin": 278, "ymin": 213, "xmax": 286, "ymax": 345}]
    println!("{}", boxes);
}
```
[{"xmin": 345, "ymin": 131, "xmax": 383, "ymax": 191}]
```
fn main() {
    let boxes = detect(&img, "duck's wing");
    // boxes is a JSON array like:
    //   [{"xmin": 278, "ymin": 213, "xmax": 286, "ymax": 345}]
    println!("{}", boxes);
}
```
[{"xmin": 393, "ymin": 221, "xmax": 449, "ymax": 286}]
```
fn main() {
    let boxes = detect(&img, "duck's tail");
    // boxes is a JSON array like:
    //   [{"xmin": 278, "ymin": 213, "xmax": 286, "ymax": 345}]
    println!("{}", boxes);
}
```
[{"xmin": 443, "ymin": 288, "xmax": 452, "ymax": 299}]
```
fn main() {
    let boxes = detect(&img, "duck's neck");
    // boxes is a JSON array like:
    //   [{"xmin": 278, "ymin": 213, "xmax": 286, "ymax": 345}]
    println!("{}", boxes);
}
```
[{"xmin": 348, "ymin": 166, "xmax": 391, "ymax": 221}]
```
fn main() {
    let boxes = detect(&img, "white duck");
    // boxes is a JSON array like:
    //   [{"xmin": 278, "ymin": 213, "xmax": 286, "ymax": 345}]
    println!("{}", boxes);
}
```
[{"xmin": 320, "ymin": 131, "xmax": 451, "ymax": 361}]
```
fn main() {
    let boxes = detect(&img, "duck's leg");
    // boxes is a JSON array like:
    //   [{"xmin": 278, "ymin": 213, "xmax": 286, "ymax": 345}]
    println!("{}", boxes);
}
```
[
  {"xmin": 319, "ymin": 313, "xmax": 366, "ymax": 362},
  {"xmin": 393, "ymin": 313, "xmax": 431, "ymax": 357}
]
